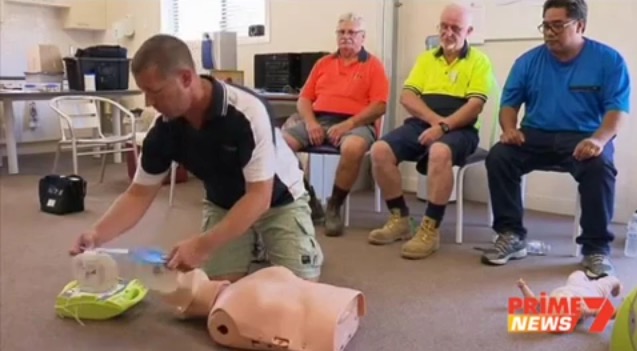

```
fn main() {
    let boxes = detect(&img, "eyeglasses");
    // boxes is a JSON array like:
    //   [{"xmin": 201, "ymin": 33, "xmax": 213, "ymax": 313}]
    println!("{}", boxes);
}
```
[
  {"xmin": 336, "ymin": 29, "xmax": 363, "ymax": 36},
  {"xmin": 537, "ymin": 20, "xmax": 576, "ymax": 33},
  {"xmin": 437, "ymin": 23, "xmax": 464, "ymax": 34}
]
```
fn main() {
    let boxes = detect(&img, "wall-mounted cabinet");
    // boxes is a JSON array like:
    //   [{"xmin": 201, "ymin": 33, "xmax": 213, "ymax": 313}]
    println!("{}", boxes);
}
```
[
  {"xmin": 61, "ymin": 0, "xmax": 106, "ymax": 31},
  {"xmin": 5, "ymin": 0, "xmax": 69, "ymax": 8}
]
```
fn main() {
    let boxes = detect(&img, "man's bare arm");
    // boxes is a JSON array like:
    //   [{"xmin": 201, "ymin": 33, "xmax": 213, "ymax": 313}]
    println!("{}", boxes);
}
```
[
  {"xmin": 445, "ymin": 98, "xmax": 486, "ymax": 130},
  {"xmin": 92, "ymin": 183, "xmax": 162, "ymax": 245},
  {"xmin": 400, "ymin": 89, "xmax": 442, "ymax": 125},
  {"xmin": 499, "ymin": 106, "xmax": 520, "ymax": 132},
  {"xmin": 297, "ymin": 97, "xmax": 318, "ymax": 124},
  {"xmin": 348, "ymin": 102, "xmax": 386, "ymax": 128},
  {"xmin": 201, "ymin": 179, "xmax": 273, "ymax": 253},
  {"xmin": 592, "ymin": 111, "xmax": 627, "ymax": 144}
]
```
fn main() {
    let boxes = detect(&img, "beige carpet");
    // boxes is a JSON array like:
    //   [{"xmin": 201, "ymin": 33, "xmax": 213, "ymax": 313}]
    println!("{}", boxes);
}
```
[{"xmin": 1, "ymin": 154, "xmax": 635, "ymax": 351}]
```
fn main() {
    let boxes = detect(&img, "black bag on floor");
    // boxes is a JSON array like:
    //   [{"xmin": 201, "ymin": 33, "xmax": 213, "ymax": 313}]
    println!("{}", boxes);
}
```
[{"xmin": 39, "ymin": 174, "xmax": 87, "ymax": 215}]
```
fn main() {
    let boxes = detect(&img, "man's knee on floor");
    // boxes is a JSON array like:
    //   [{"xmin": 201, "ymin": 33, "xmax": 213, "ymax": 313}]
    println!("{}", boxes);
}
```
[
  {"xmin": 428, "ymin": 142, "xmax": 453, "ymax": 168},
  {"xmin": 370, "ymin": 141, "xmax": 396, "ymax": 166},
  {"xmin": 340, "ymin": 136, "xmax": 369, "ymax": 163}
]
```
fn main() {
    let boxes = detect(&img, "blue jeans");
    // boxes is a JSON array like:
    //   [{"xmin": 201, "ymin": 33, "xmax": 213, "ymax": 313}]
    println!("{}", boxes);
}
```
[{"xmin": 485, "ymin": 127, "xmax": 617, "ymax": 255}]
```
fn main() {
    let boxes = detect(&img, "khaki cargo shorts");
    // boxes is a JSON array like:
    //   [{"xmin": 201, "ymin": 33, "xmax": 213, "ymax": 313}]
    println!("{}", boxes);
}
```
[{"xmin": 201, "ymin": 194, "xmax": 324, "ymax": 280}]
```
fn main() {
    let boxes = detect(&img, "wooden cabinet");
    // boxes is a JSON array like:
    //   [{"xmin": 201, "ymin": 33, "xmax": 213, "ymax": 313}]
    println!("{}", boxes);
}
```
[
  {"xmin": 62, "ymin": 0, "xmax": 106, "ymax": 31},
  {"xmin": 5, "ymin": 0, "xmax": 69, "ymax": 8}
]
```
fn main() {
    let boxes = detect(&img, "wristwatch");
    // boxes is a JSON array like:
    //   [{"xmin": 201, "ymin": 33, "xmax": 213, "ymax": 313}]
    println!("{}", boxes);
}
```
[{"xmin": 439, "ymin": 122, "xmax": 450, "ymax": 134}]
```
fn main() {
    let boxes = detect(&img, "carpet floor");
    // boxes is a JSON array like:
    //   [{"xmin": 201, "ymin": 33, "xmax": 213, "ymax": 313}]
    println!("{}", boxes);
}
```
[{"xmin": 1, "ymin": 154, "xmax": 635, "ymax": 351}]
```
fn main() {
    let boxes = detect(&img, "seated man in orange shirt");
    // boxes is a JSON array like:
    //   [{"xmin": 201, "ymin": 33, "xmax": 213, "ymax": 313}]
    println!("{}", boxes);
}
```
[{"xmin": 283, "ymin": 12, "xmax": 389, "ymax": 237}]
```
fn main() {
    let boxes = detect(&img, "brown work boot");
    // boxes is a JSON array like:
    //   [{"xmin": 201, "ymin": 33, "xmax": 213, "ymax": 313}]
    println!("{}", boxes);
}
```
[
  {"xmin": 368, "ymin": 209, "xmax": 412, "ymax": 245},
  {"xmin": 401, "ymin": 217, "xmax": 440, "ymax": 259}
]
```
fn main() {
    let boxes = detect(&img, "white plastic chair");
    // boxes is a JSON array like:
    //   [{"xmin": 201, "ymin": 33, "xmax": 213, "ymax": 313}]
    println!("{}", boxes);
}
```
[
  {"xmin": 454, "ymin": 76, "xmax": 501, "ymax": 244},
  {"xmin": 49, "ymin": 96, "xmax": 138, "ymax": 182},
  {"xmin": 521, "ymin": 171, "xmax": 581, "ymax": 257},
  {"xmin": 134, "ymin": 116, "xmax": 178, "ymax": 206},
  {"xmin": 451, "ymin": 86, "xmax": 581, "ymax": 257}
]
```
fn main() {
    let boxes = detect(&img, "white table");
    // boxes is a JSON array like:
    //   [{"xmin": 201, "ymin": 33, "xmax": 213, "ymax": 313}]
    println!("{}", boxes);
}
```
[{"xmin": 0, "ymin": 89, "xmax": 142, "ymax": 174}]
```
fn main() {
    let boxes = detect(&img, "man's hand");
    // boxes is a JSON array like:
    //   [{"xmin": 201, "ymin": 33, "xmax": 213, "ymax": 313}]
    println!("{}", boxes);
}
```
[
  {"xmin": 500, "ymin": 129, "xmax": 525, "ymax": 145},
  {"xmin": 166, "ymin": 235, "xmax": 213, "ymax": 272},
  {"xmin": 69, "ymin": 230, "xmax": 99, "ymax": 256},
  {"xmin": 306, "ymin": 121, "xmax": 325, "ymax": 146},
  {"xmin": 573, "ymin": 138, "xmax": 604, "ymax": 161},
  {"xmin": 327, "ymin": 120, "xmax": 354, "ymax": 146},
  {"xmin": 419, "ymin": 125, "xmax": 444, "ymax": 145}
]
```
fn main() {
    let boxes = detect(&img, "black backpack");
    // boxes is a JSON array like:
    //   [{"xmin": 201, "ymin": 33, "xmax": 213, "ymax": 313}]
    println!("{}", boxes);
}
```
[{"xmin": 39, "ymin": 174, "xmax": 87, "ymax": 215}]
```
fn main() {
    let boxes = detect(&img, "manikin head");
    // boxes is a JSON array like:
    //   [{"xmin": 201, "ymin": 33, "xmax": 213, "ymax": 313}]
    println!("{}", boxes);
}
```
[
  {"xmin": 131, "ymin": 34, "xmax": 202, "ymax": 119},
  {"xmin": 159, "ymin": 269, "xmax": 230, "ymax": 319},
  {"xmin": 540, "ymin": 0, "xmax": 587, "ymax": 58},
  {"xmin": 438, "ymin": 3, "xmax": 473, "ymax": 55},
  {"xmin": 335, "ymin": 12, "xmax": 366, "ymax": 57}
]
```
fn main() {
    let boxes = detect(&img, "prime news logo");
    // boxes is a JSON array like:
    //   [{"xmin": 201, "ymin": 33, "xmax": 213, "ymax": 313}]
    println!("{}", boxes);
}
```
[{"xmin": 508, "ymin": 294, "xmax": 616, "ymax": 333}]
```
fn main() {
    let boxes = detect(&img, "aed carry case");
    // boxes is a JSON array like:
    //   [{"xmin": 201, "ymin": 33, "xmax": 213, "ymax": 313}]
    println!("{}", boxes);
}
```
[{"xmin": 39, "ymin": 174, "xmax": 87, "ymax": 215}]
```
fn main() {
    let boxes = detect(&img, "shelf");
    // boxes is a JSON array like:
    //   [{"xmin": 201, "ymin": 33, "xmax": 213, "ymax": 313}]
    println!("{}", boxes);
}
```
[{"xmin": 5, "ymin": 0, "xmax": 70, "ymax": 9}]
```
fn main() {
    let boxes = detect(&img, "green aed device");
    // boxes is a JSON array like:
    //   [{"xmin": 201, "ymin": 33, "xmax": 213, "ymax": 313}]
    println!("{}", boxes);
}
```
[
  {"xmin": 610, "ymin": 286, "xmax": 637, "ymax": 351},
  {"xmin": 55, "ymin": 278, "xmax": 148, "ymax": 321},
  {"xmin": 55, "ymin": 250, "xmax": 149, "ymax": 321}
]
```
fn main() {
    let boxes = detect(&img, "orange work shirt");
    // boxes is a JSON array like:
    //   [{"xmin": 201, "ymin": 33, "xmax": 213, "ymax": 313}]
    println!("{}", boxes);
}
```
[{"xmin": 299, "ymin": 48, "xmax": 389, "ymax": 116}]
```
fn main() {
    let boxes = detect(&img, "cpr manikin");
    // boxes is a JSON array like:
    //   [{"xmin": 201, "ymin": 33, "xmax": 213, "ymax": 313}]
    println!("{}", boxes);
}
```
[
  {"xmin": 159, "ymin": 266, "xmax": 366, "ymax": 351},
  {"xmin": 517, "ymin": 270, "xmax": 622, "ymax": 319}
]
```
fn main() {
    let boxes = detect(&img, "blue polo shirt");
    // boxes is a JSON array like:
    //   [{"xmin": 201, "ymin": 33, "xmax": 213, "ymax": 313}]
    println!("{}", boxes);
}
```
[
  {"xmin": 133, "ymin": 76, "xmax": 305, "ymax": 209},
  {"xmin": 501, "ymin": 38, "xmax": 631, "ymax": 133}
]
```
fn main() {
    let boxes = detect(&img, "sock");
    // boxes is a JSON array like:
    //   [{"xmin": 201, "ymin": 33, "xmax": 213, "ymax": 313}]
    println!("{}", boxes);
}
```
[
  {"xmin": 328, "ymin": 185, "xmax": 349, "ymax": 209},
  {"xmin": 425, "ymin": 202, "xmax": 446, "ymax": 228},
  {"xmin": 386, "ymin": 196, "xmax": 409, "ymax": 217}
]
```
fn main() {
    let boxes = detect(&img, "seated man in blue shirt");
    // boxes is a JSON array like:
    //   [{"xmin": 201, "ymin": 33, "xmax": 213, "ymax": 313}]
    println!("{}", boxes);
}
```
[{"xmin": 482, "ymin": 0, "xmax": 631, "ymax": 278}]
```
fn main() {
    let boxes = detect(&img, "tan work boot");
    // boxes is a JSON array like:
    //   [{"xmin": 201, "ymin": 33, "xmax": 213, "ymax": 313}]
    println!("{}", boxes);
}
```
[
  {"xmin": 368, "ymin": 209, "xmax": 412, "ymax": 245},
  {"xmin": 401, "ymin": 217, "xmax": 440, "ymax": 259}
]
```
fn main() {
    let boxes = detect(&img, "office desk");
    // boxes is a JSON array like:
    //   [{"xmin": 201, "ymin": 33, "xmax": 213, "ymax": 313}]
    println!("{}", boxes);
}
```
[
  {"xmin": 260, "ymin": 92, "xmax": 298, "ymax": 127},
  {"xmin": 260, "ymin": 92, "xmax": 299, "ymax": 102},
  {"xmin": 0, "ymin": 89, "xmax": 142, "ymax": 174}
]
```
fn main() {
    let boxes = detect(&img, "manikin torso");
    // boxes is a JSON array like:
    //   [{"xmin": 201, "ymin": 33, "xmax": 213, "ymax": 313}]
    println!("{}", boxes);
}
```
[{"xmin": 160, "ymin": 266, "xmax": 366, "ymax": 351}]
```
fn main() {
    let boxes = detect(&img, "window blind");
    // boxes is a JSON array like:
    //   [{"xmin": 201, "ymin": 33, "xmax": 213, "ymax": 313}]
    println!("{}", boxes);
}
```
[{"xmin": 166, "ymin": 0, "xmax": 266, "ymax": 40}]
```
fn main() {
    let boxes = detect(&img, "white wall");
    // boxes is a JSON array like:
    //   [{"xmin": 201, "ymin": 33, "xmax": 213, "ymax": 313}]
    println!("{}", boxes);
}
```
[
  {"xmin": 394, "ymin": 0, "xmax": 636, "ymax": 223},
  {"xmin": 1, "ymin": 0, "xmax": 634, "ymax": 222},
  {"xmin": 0, "ymin": 1, "xmax": 100, "ymax": 145}
]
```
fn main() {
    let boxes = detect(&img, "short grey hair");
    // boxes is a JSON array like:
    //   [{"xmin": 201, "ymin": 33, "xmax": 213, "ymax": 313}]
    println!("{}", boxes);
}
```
[
  {"xmin": 338, "ymin": 12, "xmax": 365, "ymax": 31},
  {"xmin": 131, "ymin": 34, "xmax": 195, "ymax": 77}
]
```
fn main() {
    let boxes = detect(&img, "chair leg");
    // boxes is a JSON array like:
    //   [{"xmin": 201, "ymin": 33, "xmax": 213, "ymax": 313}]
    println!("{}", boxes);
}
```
[
  {"xmin": 487, "ymin": 194, "xmax": 494, "ymax": 227},
  {"xmin": 99, "ymin": 150, "xmax": 108, "ymax": 183},
  {"xmin": 344, "ymin": 195, "xmax": 350, "ymax": 227},
  {"xmin": 374, "ymin": 182, "xmax": 382, "ymax": 213},
  {"xmin": 573, "ymin": 193, "xmax": 582, "ymax": 257},
  {"xmin": 71, "ymin": 145, "xmax": 79, "ymax": 175},
  {"xmin": 52, "ymin": 144, "xmax": 61, "ymax": 173},
  {"xmin": 455, "ymin": 167, "xmax": 467, "ymax": 244},
  {"xmin": 521, "ymin": 175, "xmax": 527, "ymax": 207},
  {"xmin": 169, "ymin": 162, "xmax": 177, "ymax": 206}
]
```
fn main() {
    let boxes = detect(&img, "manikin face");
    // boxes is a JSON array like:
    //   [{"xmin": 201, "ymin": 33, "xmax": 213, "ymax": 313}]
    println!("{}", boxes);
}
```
[
  {"xmin": 134, "ymin": 65, "xmax": 195, "ymax": 119},
  {"xmin": 541, "ymin": 7, "xmax": 585, "ymax": 56},
  {"xmin": 336, "ymin": 20, "xmax": 365, "ymax": 54},
  {"xmin": 438, "ymin": 7, "xmax": 473, "ymax": 54}
]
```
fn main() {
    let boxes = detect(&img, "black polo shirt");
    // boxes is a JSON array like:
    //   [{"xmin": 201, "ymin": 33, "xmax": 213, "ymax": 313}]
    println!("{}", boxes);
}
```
[{"xmin": 133, "ymin": 76, "xmax": 305, "ymax": 209}]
